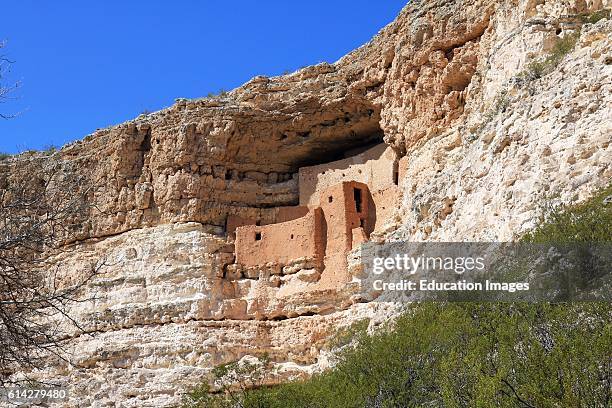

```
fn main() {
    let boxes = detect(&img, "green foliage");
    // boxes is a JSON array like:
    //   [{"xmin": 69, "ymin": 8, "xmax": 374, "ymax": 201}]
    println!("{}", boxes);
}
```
[
  {"xmin": 476, "ymin": 12, "xmax": 605, "ymax": 134},
  {"xmin": 578, "ymin": 8, "xmax": 611, "ymax": 24},
  {"xmin": 473, "ymin": 89, "xmax": 510, "ymax": 137},
  {"xmin": 483, "ymin": 89, "xmax": 510, "ymax": 123},
  {"xmin": 186, "ymin": 303, "xmax": 611, "ymax": 408},
  {"xmin": 205, "ymin": 89, "xmax": 229, "ymax": 98},
  {"xmin": 42, "ymin": 144, "xmax": 58, "ymax": 155},
  {"xmin": 183, "ymin": 354, "xmax": 272, "ymax": 408},
  {"xmin": 325, "ymin": 319, "xmax": 370, "ymax": 350},
  {"xmin": 0, "ymin": 152, "xmax": 11, "ymax": 160},
  {"xmin": 522, "ymin": 32, "xmax": 580, "ymax": 81},
  {"xmin": 522, "ymin": 184, "xmax": 612, "ymax": 243},
  {"xmin": 184, "ymin": 188, "xmax": 612, "ymax": 407}
]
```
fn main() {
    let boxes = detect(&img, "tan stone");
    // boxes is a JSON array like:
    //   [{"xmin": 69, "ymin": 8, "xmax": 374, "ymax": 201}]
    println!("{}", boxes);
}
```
[{"xmin": 4, "ymin": 1, "xmax": 611, "ymax": 406}]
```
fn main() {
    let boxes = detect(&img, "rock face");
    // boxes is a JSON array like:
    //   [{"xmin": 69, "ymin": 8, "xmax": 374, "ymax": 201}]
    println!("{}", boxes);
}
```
[{"xmin": 4, "ymin": 0, "xmax": 611, "ymax": 406}]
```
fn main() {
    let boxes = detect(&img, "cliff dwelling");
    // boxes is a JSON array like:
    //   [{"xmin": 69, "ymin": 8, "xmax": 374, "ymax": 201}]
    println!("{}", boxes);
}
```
[{"xmin": 226, "ymin": 142, "xmax": 402, "ymax": 291}]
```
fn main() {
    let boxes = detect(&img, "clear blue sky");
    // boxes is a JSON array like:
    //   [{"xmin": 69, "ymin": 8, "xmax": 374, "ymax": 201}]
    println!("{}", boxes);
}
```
[{"xmin": 0, "ymin": 1, "xmax": 406, "ymax": 154}]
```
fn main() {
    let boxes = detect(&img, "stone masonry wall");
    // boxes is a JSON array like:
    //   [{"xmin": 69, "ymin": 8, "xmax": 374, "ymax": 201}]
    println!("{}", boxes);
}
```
[
  {"xmin": 5, "ymin": 1, "xmax": 611, "ymax": 406},
  {"xmin": 235, "ymin": 208, "xmax": 324, "ymax": 267}
]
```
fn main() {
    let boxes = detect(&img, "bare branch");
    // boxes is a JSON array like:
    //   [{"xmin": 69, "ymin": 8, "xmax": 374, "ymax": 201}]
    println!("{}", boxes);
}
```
[
  {"xmin": 0, "ymin": 41, "xmax": 20, "ymax": 120},
  {"xmin": 0, "ymin": 156, "xmax": 103, "ymax": 386}
]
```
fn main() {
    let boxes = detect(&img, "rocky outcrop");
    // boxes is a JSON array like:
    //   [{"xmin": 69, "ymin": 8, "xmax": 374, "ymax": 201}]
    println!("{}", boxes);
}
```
[{"xmin": 4, "ymin": 0, "xmax": 611, "ymax": 406}]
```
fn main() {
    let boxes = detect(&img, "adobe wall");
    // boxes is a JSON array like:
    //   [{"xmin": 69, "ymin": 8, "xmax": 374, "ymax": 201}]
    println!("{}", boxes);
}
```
[
  {"xmin": 235, "ymin": 208, "xmax": 324, "ymax": 267},
  {"xmin": 233, "ymin": 144, "xmax": 401, "ymax": 278},
  {"xmin": 298, "ymin": 143, "xmax": 397, "ymax": 208},
  {"xmin": 276, "ymin": 205, "xmax": 309, "ymax": 223},
  {"xmin": 226, "ymin": 205, "xmax": 308, "ymax": 239},
  {"xmin": 318, "ymin": 181, "xmax": 372, "ymax": 286},
  {"xmin": 371, "ymin": 188, "xmax": 400, "ymax": 232}
]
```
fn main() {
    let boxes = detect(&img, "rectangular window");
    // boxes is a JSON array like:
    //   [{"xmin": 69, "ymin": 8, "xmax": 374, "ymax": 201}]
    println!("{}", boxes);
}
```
[
  {"xmin": 354, "ymin": 188, "xmax": 362, "ymax": 213},
  {"xmin": 255, "ymin": 232, "xmax": 262, "ymax": 241},
  {"xmin": 393, "ymin": 161, "xmax": 400, "ymax": 185}
]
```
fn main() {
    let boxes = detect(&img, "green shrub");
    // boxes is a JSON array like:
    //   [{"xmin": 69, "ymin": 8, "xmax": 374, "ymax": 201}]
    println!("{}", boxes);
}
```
[
  {"xmin": 42, "ymin": 144, "xmax": 58, "ymax": 154},
  {"xmin": 522, "ymin": 32, "xmax": 580, "ymax": 81},
  {"xmin": 474, "ymin": 89, "xmax": 510, "ymax": 136},
  {"xmin": 0, "ymin": 152, "xmax": 11, "ymax": 160},
  {"xmin": 186, "ymin": 302, "xmax": 611, "ymax": 408},
  {"xmin": 325, "ymin": 319, "xmax": 369, "ymax": 350},
  {"xmin": 205, "ymin": 89, "xmax": 228, "ymax": 98},
  {"xmin": 578, "ymin": 8, "xmax": 611, "ymax": 24},
  {"xmin": 485, "ymin": 89, "xmax": 510, "ymax": 121},
  {"xmin": 184, "ymin": 187, "xmax": 612, "ymax": 407},
  {"xmin": 183, "ymin": 354, "xmax": 272, "ymax": 408},
  {"xmin": 522, "ymin": 184, "xmax": 612, "ymax": 243}
]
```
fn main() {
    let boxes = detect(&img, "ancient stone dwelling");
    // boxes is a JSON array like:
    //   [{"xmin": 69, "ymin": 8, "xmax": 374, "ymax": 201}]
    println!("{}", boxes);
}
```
[{"xmin": 229, "ymin": 143, "xmax": 400, "ymax": 288}]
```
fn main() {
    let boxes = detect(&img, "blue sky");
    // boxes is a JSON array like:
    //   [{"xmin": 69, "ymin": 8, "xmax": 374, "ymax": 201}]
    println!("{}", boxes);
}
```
[{"xmin": 0, "ymin": 1, "xmax": 406, "ymax": 154}]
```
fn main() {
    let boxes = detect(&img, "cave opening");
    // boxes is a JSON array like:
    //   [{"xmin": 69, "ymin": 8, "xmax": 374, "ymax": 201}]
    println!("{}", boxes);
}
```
[
  {"xmin": 258, "ymin": 103, "xmax": 387, "ymax": 173},
  {"xmin": 289, "ymin": 128, "xmax": 385, "ymax": 170}
]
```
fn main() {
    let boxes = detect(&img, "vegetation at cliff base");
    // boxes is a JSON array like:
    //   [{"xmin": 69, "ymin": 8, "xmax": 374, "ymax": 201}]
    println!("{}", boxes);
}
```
[
  {"xmin": 185, "ymin": 302, "xmax": 611, "ymax": 408},
  {"xmin": 522, "ymin": 184, "xmax": 612, "ymax": 243},
  {"xmin": 184, "ymin": 186, "xmax": 612, "ymax": 407}
]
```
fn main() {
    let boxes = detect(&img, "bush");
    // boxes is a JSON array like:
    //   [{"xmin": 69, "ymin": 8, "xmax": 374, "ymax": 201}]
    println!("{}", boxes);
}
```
[
  {"xmin": 206, "ymin": 89, "xmax": 228, "ymax": 98},
  {"xmin": 485, "ymin": 89, "xmax": 510, "ymax": 121},
  {"xmin": 522, "ymin": 32, "xmax": 580, "ymax": 81},
  {"xmin": 522, "ymin": 184, "xmax": 612, "ymax": 243},
  {"xmin": 183, "ymin": 354, "xmax": 272, "ymax": 408},
  {"xmin": 579, "ymin": 8, "xmax": 611, "ymax": 24},
  {"xmin": 42, "ymin": 144, "xmax": 58, "ymax": 155},
  {"xmin": 325, "ymin": 319, "xmax": 369, "ymax": 350},
  {"xmin": 184, "ymin": 187, "xmax": 612, "ymax": 407},
  {"xmin": 186, "ymin": 302, "xmax": 611, "ymax": 408}
]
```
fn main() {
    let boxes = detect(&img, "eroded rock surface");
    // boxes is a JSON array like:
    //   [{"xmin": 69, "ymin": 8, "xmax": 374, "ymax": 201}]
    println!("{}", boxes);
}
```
[{"xmin": 4, "ymin": 0, "xmax": 611, "ymax": 406}]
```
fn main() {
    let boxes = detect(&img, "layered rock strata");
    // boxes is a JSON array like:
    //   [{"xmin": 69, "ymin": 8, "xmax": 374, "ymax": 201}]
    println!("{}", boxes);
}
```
[{"xmin": 3, "ymin": 0, "xmax": 611, "ymax": 406}]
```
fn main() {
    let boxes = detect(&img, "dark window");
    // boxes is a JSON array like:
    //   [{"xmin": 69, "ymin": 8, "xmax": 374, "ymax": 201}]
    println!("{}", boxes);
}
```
[
  {"xmin": 354, "ymin": 188, "xmax": 362, "ymax": 213},
  {"xmin": 360, "ymin": 219, "xmax": 365, "ymax": 228},
  {"xmin": 393, "ymin": 161, "xmax": 400, "ymax": 185},
  {"xmin": 255, "ymin": 232, "xmax": 262, "ymax": 241},
  {"xmin": 328, "ymin": 196, "xmax": 333, "ymax": 203},
  {"xmin": 225, "ymin": 170, "xmax": 232, "ymax": 180},
  {"xmin": 255, "ymin": 220, "xmax": 261, "ymax": 226},
  {"xmin": 290, "ymin": 234, "xmax": 294, "ymax": 239}
]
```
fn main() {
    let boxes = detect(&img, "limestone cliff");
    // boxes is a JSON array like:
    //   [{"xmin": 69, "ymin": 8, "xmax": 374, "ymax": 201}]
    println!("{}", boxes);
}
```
[{"xmin": 3, "ymin": 0, "xmax": 611, "ymax": 406}]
